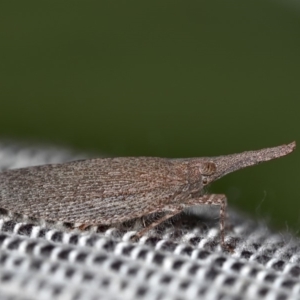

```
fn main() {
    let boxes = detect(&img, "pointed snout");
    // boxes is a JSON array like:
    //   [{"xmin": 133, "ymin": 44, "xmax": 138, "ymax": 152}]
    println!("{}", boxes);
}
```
[{"xmin": 205, "ymin": 141, "xmax": 296, "ymax": 184}]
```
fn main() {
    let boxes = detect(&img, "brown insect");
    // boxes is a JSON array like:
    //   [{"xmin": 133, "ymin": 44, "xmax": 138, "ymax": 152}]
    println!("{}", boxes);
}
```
[{"xmin": 0, "ymin": 142, "xmax": 296, "ymax": 251}]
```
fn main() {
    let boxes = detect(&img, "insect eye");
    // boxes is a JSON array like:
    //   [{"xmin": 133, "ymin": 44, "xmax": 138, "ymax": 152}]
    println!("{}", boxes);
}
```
[
  {"xmin": 200, "ymin": 162, "xmax": 216, "ymax": 175},
  {"xmin": 202, "ymin": 177, "xmax": 208, "ymax": 185}
]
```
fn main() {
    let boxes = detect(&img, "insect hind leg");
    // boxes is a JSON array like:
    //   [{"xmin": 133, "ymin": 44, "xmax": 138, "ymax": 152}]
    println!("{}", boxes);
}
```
[{"xmin": 132, "ymin": 208, "xmax": 182, "ymax": 240}]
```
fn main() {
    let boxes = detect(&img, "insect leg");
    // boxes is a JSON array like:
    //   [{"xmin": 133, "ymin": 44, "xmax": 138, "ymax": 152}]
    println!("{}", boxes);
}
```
[
  {"xmin": 133, "ymin": 209, "xmax": 182, "ymax": 240},
  {"xmin": 185, "ymin": 194, "xmax": 232, "ymax": 251}
]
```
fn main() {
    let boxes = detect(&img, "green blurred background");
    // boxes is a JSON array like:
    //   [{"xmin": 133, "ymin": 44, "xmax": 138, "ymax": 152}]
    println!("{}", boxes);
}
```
[{"xmin": 0, "ymin": 1, "xmax": 299, "ymax": 233}]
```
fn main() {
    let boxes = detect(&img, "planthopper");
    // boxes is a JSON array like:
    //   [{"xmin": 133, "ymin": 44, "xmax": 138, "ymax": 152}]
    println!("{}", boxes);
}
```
[{"xmin": 0, "ymin": 141, "xmax": 296, "ymax": 251}]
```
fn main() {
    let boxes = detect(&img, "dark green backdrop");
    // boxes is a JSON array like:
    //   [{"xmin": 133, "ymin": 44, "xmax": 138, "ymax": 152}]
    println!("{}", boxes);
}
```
[{"xmin": 0, "ymin": 1, "xmax": 299, "ymax": 233}]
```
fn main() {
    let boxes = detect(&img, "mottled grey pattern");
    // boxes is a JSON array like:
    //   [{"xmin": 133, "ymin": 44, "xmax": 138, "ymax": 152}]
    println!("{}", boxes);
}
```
[{"xmin": 0, "ymin": 157, "xmax": 187, "ymax": 223}]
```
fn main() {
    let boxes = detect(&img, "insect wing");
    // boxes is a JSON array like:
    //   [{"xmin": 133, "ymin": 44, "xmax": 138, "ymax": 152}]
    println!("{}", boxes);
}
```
[{"xmin": 0, "ymin": 157, "xmax": 183, "ymax": 224}]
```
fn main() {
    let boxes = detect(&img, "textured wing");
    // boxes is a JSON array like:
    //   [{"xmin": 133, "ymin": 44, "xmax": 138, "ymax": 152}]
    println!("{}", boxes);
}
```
[{"xmin": 0, "ymin": 157, "xmax": 187, "ymax": 224}]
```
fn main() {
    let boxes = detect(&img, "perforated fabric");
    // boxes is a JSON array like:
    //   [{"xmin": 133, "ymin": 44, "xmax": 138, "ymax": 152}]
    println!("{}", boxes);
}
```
[{"xmin": 0, "ymin": 141, "xmax": 300, "ymax": 300}]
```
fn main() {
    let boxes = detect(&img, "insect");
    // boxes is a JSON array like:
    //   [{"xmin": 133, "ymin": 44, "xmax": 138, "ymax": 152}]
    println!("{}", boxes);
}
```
[{"xmin": 0, "ymin": 142, "xmax": 296, "ymax": 251}]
